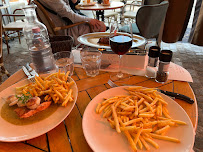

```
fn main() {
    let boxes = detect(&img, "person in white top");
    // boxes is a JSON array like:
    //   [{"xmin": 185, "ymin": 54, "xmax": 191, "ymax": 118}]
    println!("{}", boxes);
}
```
[{"xmin": 38, "ymin": 0, "xmax": 106, "ymax": 45}]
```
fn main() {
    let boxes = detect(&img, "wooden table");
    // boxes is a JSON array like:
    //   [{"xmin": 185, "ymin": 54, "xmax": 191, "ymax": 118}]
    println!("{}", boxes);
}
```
[
  {"xmin": 76, "ymin": 1, "xmax": 124, "ymax": 21},
  {"xmin": 0, "ymin": 67, "xmax": 198, "ymax": 151}
]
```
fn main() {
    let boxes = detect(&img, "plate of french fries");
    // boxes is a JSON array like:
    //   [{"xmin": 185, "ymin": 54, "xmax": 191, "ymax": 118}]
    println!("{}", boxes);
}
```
[
  {"xmin": 82, "ymin": 86, "xmax": 194, "ymax": 152},
  {"xmin": 0, "ymin": 71, "xmax": 78, "ymax": 142}
]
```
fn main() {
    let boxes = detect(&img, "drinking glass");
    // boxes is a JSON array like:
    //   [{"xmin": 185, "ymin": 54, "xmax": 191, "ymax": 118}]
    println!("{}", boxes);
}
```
[
  {"xmin": 54, "ymin": 51, "xmax": 74, "ymax": 76},
  {"xmin": 80, "ymin": 48, "xmax": 102, "ymax": 77},
  {"xmin": 109, "ymin": 22, "xmax": 133, "ymax": 81}
]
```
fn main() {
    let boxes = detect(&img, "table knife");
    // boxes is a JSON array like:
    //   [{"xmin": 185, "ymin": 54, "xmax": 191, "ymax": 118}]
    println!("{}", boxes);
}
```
[
  {"xmin": 25, "ymin": 63, "xmax": 39, "ymax": 77},
  {"xmin": 107, "ymin": 80, "xmax": 194, "ymax": 104},
  {"xmin": 159, "ymin": 90, "xmax": 194, "ymax": 104}
]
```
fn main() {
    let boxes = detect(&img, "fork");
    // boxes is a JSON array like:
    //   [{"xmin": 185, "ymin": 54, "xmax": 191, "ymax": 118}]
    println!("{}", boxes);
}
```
[
  {"xmin": 22, "ymin": 66, "xmax": 36, "ymax": 82},
  {"xmin": 107, "ymin": 79, "xmax": 119, "ymax": 88},
  {"xmin": 25, "ymin": 63, "xmax": 39, "ymax": 77}
]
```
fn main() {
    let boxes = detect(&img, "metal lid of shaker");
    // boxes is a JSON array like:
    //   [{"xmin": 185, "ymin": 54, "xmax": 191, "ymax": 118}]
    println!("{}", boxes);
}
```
[
  {"xmin": 148, "ymin": 46, "xmax": 160, "ymax": 58},
  {"xmin": 159, "ymin": 50, "xmax": 173, "ymax": 62}
]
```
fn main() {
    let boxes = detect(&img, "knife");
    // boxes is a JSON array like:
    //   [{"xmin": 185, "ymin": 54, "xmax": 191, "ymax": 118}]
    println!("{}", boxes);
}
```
[
  {"xmin": 25, "ymin": 63, "xmax": 39, "ymax": 77},
  {"xmin": 107, "ymin": 80, "xmax": 194, "ymax": 104},
  {"xmin": 159, "ymin": 90, "xmax": 194, "ymax": 104}
]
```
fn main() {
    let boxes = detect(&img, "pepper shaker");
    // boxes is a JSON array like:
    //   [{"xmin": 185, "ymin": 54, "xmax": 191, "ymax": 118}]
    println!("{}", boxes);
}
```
[
  {"xmin": 145, "ymin": 46, "xmax": 160, "ymax": 78},
  {"xmin": 155, "ymin": 50, "xmax": 173, "ymax": 83}
]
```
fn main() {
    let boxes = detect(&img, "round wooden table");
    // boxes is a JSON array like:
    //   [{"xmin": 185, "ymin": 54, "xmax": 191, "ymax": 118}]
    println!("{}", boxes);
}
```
[
  {"xmin": 0, "ymin": 67, "xmax": 198, "ymax": 151},
  {"xmin": 76, "ymin": 1, "xmax": 124, "ymax": 21}
]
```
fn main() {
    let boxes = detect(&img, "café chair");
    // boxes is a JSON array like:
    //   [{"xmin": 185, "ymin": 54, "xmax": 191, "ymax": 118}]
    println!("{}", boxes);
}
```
[
  {"xmin": 143, "ymin": 0, "xmax": 163, "ymax": 5},
  {"xmin": 123, "ymin": 0, "xmax": 142, "ymax": 23},
  {"xmin": 0, "ymin": 12, "xmax": 10, "ymax": 83},
  {"xmin": 33, "ymin": 0, "xmax": 93, "ymax": 38},
  {"xmin": 104, "ymin": 10, "xmax": 118, "ymax": 26},
  {"xmin": 120, "ymin": 0, "xmax": 169, "ymax": 46},
  {"xmin": 2, "ymin": 8, "xmax": 26, "ymax": 54}
]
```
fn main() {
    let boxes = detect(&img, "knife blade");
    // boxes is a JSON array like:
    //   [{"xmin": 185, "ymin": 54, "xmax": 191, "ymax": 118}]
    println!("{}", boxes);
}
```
[
  {"xmin": 159, "ymin": 90, "xmax": 194, "ymax": 104},
  {"xmin": 25, "ymin": 63, "xmax": 39, "ymax": 77},
  {"xmin": 22, "ymin": 66, "xmax": 32, "ymax": 79}
]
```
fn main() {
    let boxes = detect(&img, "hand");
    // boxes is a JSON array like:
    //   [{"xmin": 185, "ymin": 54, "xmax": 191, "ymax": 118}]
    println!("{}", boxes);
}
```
[
  {"xmin": 90, "ymin": 19, "xmax": 101, "ymax": 30},
  {"xmin": 89, "ymin": 19, "xmax": 106, "ymax": 32}
]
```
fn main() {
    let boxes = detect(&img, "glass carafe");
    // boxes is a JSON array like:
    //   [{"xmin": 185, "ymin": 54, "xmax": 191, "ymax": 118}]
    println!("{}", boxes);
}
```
[{"xmin": 22, "ymin": 5, "xmax": 56, "ymax": 73}]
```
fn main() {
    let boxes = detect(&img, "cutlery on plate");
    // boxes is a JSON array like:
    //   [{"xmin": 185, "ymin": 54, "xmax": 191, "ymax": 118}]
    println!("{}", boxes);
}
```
[
  {"xmin": 107, "ymin": 79, "xmax": 194, "ymax": 104},
  {"xmin": 25, "ymin": 63, "xmax": 39, "ymax": 77},
  {"xmin": 22, "ymin": 66, "xmax": 35, "ymax": 82}
]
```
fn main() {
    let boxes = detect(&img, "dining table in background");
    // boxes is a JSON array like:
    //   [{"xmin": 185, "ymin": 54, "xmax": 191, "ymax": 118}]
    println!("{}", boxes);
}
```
[
  {"xmin": 0, "ymin": 67, "xmax": 198, "ymax": 151},
  {"xmin": 75, "ymin": 1, "xmax": 124, "ymax": 21}
]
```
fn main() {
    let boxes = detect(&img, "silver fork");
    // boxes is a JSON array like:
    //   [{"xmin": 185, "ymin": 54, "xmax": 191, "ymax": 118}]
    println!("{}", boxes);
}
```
[
  {"xmin": 107, "ymin": 79, "xmax": 119, "ymax": 88},
  {"xmin": 25, "ymin": 63, "xmax": 39, "ymax": 77},
  {"xmin": 22, "ymin": 66, "xmax": 36, "ymax": 82}
]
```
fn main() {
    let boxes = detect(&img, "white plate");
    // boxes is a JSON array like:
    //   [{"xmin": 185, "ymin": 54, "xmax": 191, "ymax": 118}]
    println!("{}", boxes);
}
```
[
  {"xmin": 82, "ymin": 86, "xmax": 195, "ymax": 152},
  {"xmin": 0, "ymin": 77, "xmax": 78, "ymax": 142},
  {"xmin": 78, "ymin": 32, "xmax": 147, "ymax": 49}
]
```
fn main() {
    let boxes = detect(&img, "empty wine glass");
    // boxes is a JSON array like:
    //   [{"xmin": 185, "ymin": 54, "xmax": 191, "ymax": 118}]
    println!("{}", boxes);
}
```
[{"xmin": 109, "ymin": 22, "xmax": 133, "ymax": 82}]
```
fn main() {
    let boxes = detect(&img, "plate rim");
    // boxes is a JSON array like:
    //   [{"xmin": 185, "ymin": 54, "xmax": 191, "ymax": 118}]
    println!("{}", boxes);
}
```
[
  {"xmin": 82, "ymin": 86, "xmax": 195, "ymax": 152},
  {"xmin": 0, "ymin": 76, "xmax": 78, "ymax": 142},
  {"xmin": 77, "ymin": 32, "xmax": 147, "ymax": 49}
]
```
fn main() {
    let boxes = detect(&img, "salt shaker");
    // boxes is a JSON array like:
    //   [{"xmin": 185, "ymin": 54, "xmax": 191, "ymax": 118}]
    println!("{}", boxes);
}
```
[
  {"xmin": 145, "ymin": 46, "xmax": 160, "ymax": 78},
  {"xmin": 155, "ymin": 50, "xmax": 173, "ymax": 83}
]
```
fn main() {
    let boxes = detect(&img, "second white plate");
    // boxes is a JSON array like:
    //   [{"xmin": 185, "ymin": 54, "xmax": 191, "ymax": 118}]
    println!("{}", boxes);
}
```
[{"xmin": 82, "ymin": 86, "xmax": 194, "ymax": 152}]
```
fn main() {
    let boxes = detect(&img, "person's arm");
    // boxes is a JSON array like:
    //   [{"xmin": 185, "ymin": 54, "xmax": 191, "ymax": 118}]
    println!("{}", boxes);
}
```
[
  {"xmin": 40, "ymin": 0, "xmax": 91, "ymax": 23},
  {"xmin": 39, "ymin": 0, "xmax": 106, "ymax": 31}
]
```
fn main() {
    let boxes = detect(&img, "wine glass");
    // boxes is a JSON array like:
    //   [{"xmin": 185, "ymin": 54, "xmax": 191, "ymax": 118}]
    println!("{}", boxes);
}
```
[{"xmin": 109, "ymin": 22, "xmax": 133, "ymax": 81}]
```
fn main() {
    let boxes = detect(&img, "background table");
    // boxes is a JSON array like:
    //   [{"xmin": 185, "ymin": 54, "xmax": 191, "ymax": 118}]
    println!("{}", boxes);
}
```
[
  {"xmin": 76, "ymin": 1, "xmax": 124, "ymax": 21},
  {"xmin": 0, "ymin": 67, "xmax": 198, "ymax": 151}
]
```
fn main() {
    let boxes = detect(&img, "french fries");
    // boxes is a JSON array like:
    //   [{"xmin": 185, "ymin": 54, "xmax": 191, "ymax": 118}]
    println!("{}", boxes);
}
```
[
  {"xmin": 95, "ymin": 86, "xmax": 186, "ymax": 151},
  {"xmin": 15, "ymin": 71, "xmax": 74, "ymax": 107}
]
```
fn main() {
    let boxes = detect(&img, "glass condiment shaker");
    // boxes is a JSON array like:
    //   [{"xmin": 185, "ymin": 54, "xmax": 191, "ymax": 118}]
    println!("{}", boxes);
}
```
[
  {"xmin": 155, "ymin": 50, "xmax": 173, "ymax": 83},
  {"xmin": 145, "ymin": 46, "xmax": 160, "ymax": 78}
]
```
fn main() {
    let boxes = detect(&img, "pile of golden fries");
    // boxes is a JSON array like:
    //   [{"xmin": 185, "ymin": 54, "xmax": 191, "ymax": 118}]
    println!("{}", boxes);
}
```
[
  {"xmin": 96, "ymin": 86, "xmax": 186, "ymax": 151},
  {"xmin": 16, "ymin": 71, "xmax": 74, "ymax": 107}
]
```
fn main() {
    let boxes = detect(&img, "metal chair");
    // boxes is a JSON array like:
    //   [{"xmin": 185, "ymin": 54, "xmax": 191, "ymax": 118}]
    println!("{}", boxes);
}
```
[
  {"xmin": 1, "ymin": 3, "xmax": 26, "ymax": 54},
  {"xmin": 123, "ymin": 0, "xmax": 142, "ymax": 23},
  {"xmin": 104, "ymin": 10, "xmax": 118, "ymax": 26},
  {"xmin": 121, "ymin": 0, "xmax": 169, "ymax": 46}
]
